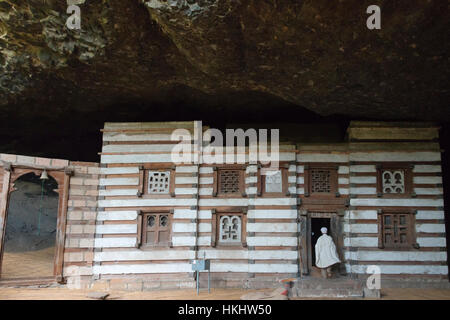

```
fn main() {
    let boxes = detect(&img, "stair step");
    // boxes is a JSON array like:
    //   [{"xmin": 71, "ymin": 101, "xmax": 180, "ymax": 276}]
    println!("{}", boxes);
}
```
[
  {"xmin": 295, "ymin": 282, "xmax": 363, "ymax": 290},
  {"xmin": 294, "ymin": 288, "xmax": 364, "ymax": 298},
  {"xmin": 290, "ymin": 276, "xmax": 365, "ymax": 298}
]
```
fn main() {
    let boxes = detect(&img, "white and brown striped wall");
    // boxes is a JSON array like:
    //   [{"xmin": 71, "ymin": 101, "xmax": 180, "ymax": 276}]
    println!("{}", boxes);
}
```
[
  {"xmin": 89, "ymin": 122, "xmax": 449, "ymax": 287},
  {"xmin": 93, "ymin": 122, "xmax": 301, "ymax": 289},
  {"xmin": 344, "ymin": 146, "xmax": 447, "ymax": 279},
  {"xmin": 0, "ymin": 121, "xmax": 448, "ymax": 289}
]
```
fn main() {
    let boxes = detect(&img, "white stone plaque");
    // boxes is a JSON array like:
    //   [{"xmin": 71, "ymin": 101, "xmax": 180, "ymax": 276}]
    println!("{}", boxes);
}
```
[{"xmin": 265, "ymin": 170, "xmax": 282, "ymax": 193}]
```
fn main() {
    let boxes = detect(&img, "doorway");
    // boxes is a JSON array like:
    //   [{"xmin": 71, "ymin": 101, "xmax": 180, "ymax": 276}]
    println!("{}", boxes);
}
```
[
  {"xmin": 310, "ymin": 217, "xmax": 330, "ymax": 267},
  {"xmin": 0, "ymin": 172, "xmax": 59, "ymax": 280}
]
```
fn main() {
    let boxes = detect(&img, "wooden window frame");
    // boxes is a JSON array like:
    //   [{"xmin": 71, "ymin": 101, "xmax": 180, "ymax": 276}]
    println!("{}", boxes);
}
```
[
  {"xmin": 137, "ymin": 166, "xmax": 175, "ymax": 198},
  {"xmin": 376, "ymin": 163, "xmax": 413, "ymax": 198},
  {"xmin": 257, "ymin": 164, "xmax": 290, "ymax": 197},
  {"xmin": 377, "ymin": 209, "xmax": 419, "ymax": 250},
  {"xmin": 211, "ymin": 208, "xmax": 247, "ymax": 248},
  {"xmin": 212, "ymin": 165, "xmax": 246, "ymax": 198},
  {"xmin": 304, "ymin": 164, "xmax": 339, "ymax": 198},
  {"xmin": 136, "ymin": 210, "xmax": 174, "ymax": 249}
]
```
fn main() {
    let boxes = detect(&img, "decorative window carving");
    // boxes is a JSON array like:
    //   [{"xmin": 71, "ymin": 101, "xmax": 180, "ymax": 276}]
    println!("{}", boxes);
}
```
[
  {"xmin": 214, "ymin": 168, "xmax": 245, "ymax": 196},
  {"xmin": 141, "ymin": 213, "xmax": 172, "ymax": 246},
  {"xmin": 219, "ymin": 170, "xmax": 241, "ymax": 194},
  {"xmin": 219, "ymin": 215, "xmax": 242, "ymax": 243},
  {"xmin": 138, "ymin": 168, "xmax": 175, "ymax": 197},
  {"xmin": 376, "ymin": 164, "xmax": 413, "ymax": 197},
  {"xmin": 377, "ymin": 211, "xmax": 417, "ymax": 249},
  {"xmin": 382, "ymin": 170, "xmax": 405, "ymax": 194},
  {"xmin": 310, "ymin": 169, "xmax": 331, "ymax": 193},
  {"xmin": 147, "ymin": 171, "xmax": 171, "ymax": 194},
  {"xmin": 265, "ymin": 170, "xmax": 283, "ymax": 193},
  {"xmin": 212, "ymin": 211, "xmax": 247, "ymax": 247},
  {"xmin": 304, "ymin": 165, "xmax": 338, "ymax": 197}
]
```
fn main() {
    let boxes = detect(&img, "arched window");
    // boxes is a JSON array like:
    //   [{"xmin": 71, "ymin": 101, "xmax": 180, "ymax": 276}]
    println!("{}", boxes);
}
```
[{"xmin": 219, "ymin": 215, "xmax": 242, "ymax": 243}]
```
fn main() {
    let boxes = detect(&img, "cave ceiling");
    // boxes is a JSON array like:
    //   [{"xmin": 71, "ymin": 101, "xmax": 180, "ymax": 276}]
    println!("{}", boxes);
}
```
[{"xmin": 0, "ymin": 0, "xmax": 449, "ymax": 159}]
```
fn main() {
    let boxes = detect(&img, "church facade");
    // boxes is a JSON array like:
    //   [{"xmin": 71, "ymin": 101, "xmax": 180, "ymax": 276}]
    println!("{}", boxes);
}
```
[{"xmin": 0, "ymin": 121, "xmax": 448, "ymax": 289}]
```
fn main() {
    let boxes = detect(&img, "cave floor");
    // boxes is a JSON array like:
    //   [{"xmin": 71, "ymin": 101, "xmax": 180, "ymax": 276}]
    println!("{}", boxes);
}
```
[{"xmin": 0, "ymin": 287, "xmax": 448, "ymax": 300}]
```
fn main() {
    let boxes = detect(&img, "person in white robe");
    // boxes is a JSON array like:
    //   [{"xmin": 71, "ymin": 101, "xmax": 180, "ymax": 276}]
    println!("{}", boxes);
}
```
[{"xmin": 315, "ymin": 227, "xmax": 341, "ymax": 278}]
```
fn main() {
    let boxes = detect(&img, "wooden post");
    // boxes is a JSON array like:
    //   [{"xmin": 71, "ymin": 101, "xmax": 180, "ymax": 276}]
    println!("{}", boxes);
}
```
[
  {"xmin": 298, "ymin": 210, "xmax": 309, "ymax": 275},
  {"xmin": 296, "ymin": 212, "xmax": 303, "ymax": 278},
  {"xmin": 211, "ymin": 209, "xmax": 217, "ymax": 247},
  {"xmin": 256, "ymin": 165, "xmax": 262, "ymax": 196},
  {"xmin": 54, "ymin": 169, "xmax": 72, "ymax": 283},
  {"xmin": 137, "ymin": 166, "xmax": 144, "ymax": 197},
  {"xmin": 306, "ymin": 216, "xmax": 312, "ymax": 272},
  {"xmin": 212, "ymin": 167, "xmax": 218, "ymax": 197},
  {"xmin": 136, "ymin": 211, "xmax": 143, "ymax": 248},
  {"xmin": 0, "ymin": 165, "xmax": 11, "ymax": 278}
]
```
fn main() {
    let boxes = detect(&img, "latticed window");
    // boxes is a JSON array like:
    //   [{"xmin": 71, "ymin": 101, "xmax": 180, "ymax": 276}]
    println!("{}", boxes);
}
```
[
  {"xmin": 148, "ymin": 171, "xmax": 171, "ymax": 194},
  {"xmin": 382, "ymin": 170, "xmax": 405, "ymax": 194},
  {"xmin": 310, "ymin": 169, "xmax": 331, "ymax": 193},
  {"xmin": 143, "ymin": 213, "xmax": 171, "ymax": 245},
  {"xmin": 218, "ymin": 169, "xmax": 242, "ymax": 194},
  {"xmin": 378, "ymin": 213, "xmax": 414, "ymax": 248},
  {"xmin": 265, "ymin": 170, "xmax": 283, "ymax": 193},
  {"xmin": 305, "ymin": 165, "xmax": 338, "ymax": 197},
  {"xmin": 219, "ymin": 215, "xmax": 242, "ymax": 243}
]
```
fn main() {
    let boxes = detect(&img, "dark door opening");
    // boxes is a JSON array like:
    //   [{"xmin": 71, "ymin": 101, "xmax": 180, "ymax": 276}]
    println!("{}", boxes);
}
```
[
  {"xmin": 311, "ymin": 217, "xmax": 331, "ymax": 267},
  {"xmin": 0, "ymin": 172, "xmax": 59, "ymax": 280}
]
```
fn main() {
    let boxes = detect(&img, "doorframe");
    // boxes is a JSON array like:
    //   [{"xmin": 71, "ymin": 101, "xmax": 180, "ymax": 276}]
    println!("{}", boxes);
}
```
[
  {"xmin": 309, "ymin": 214, "xmax": 332, "ymax": 269},
  {"xmin": 0, "ymin": 163, "xmax": 73, "ymax": 284},
  {"xmin": 299, "ymin": 209, "xmax": 346, "ymax": 275}
]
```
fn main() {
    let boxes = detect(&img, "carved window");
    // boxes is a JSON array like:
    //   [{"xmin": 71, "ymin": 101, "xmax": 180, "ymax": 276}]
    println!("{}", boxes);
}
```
[
  {"xmin": 138, "ymin": 168, "xmax": 175, "ymax": 197},
  {"xmin": 378, "ymin": 212, "xmax": 416, "ymax": 249},
  {"xmin": 219, "ymin": 215, "xmax": 242, "ymax": 244},
  {"xmin": 142, "ymin": 213, "xmax": 171, "ymax": 246},
  {"xmin": 305, "ymin": 165, "xmax": 338, "ymax": 196},
  {"xmin": 310, "ymin": 169, "xmax": 331, "ymax": 193},
  {"xmin": 382, "ymin": 170, "xmax": 405, "ymax": 194},
  {"xmin": 147, "ymin": 171, "xmax": 171, "ymax": 194},
  {"xmin": 376, "ymin": 164, "xmax": 412, "ymax": 197},
  {"xmin": 212, "ymin": 211, "xmax": 247, "ymax": 247},
  {"xmin": 217, "ymin": 169, "xmax": 244, "ymax": 195}
]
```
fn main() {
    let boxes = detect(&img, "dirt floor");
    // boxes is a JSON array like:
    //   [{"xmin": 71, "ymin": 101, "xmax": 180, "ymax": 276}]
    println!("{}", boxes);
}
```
[
  {"xmin": 1, "ymin": 247, "xmax": 55, "ymax": 279},
  {"xmin": 0, "ymin": 287, "xmax": 449, "ymax": 300}
]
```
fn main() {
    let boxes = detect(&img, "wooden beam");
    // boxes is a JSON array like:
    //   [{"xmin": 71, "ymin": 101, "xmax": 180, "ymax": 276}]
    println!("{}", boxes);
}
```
[
  {"xmin": 54, "ymin": 171, "xmax": 71, "ymax": 283},
  {"xmin": 0, "ymin": 166, "xmax": 11, "ymax": 278}
]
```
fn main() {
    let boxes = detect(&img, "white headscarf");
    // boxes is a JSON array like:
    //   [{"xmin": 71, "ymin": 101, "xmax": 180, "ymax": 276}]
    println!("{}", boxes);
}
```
[{"xmin": 320, "ymin": 227, "xmax": 328, "ymax": 234}]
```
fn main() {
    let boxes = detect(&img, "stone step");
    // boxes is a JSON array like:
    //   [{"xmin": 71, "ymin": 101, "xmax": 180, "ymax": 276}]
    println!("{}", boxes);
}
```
[
  {"xmin": 293, "ymin": 288, "xmax": 364, "ymax": 298},
  {"xmin": 290, "ymin": 276, "xmax": 365, "ymax": 298},
  {"xmin": 295, "ymin": 281, "xmax": 364, "ymax": 290}
]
